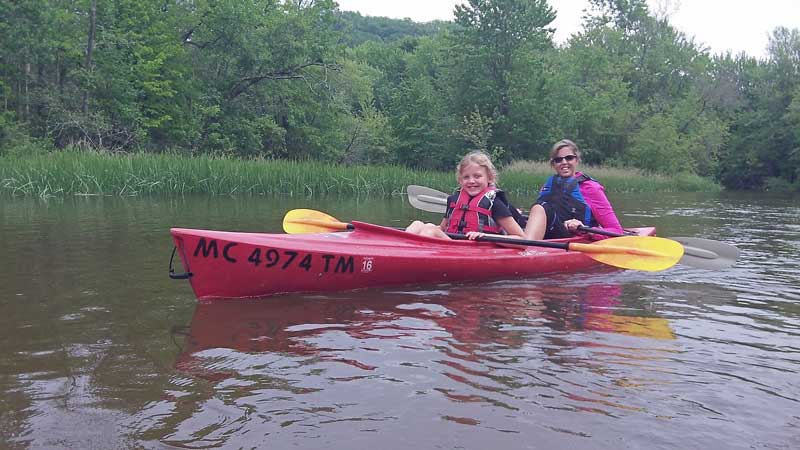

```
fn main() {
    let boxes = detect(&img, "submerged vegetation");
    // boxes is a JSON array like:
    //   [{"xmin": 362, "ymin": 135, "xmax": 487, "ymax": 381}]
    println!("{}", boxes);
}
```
[{"xmin": 0, "ymin": 150, "xmax": 719, "ymax": 198}]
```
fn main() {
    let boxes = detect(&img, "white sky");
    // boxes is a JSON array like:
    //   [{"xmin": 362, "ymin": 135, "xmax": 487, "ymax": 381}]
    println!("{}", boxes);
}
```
[{"xmin": 335, "ymin": 0, "xmax": 800, "ymax": 58}]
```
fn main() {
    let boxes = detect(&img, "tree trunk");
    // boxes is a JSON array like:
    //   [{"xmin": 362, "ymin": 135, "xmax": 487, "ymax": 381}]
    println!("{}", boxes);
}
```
[
  {"xmin": 25, "ymin": 62, "xmax": 30, "ymax": 119},
  {"xmin": 82, "ymin": 0, "xmax": 97, "ymax": 115}
]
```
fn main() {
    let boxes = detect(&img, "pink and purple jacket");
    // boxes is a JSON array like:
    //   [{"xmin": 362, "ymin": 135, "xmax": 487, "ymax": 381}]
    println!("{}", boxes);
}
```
[{"xmin": 575, "ymin": 172, "xmax": 624, "ymax": 240}]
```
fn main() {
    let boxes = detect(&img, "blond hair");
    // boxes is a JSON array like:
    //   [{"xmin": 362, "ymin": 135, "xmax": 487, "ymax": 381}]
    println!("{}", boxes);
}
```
[{"xmin": 457, "ymin": 151, "xmax": 498, "ymax": 184}]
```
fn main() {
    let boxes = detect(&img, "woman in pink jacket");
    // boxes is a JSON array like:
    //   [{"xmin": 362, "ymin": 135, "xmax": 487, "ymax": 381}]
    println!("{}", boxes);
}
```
[{"xmin": 525, "ymin": 139, "xmax": 624, "ymax": 241}]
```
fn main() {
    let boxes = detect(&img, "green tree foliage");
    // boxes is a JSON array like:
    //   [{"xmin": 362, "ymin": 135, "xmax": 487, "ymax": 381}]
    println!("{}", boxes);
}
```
[
  {"xmin": 1, "ymin": 0, "xmax": 799, "ymax": 190},
  {"xmin": 332, "ymin": 59, "xmax": 395, "ymax": 165},
  {"xmin": 448, "ymin": 0, "xmax": 556, "ymax": 160},
  {"xmin": 177, "ymin": 0, "xmax": 343, "ymax": 157},
  {"xmin": 539, "ymin": 28, "xmax": 638, "ymax": 163},
  {"xmin": 717, "ymin": 28, "xmax": 800, "ymax": 189},
  {"xmin": 623, "ymin": 113, "xmax": 692, "ymax": 173},
  {"xmin": 335, "ymin": 11, "xmax": 449, "ymax": 46},
  {"xmin": 389, "ymin": 66, "xmax": 457, "ymax": 169}
]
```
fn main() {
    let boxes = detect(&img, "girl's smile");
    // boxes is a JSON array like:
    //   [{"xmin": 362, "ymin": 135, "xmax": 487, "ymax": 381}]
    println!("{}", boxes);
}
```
[{"xmin": 459, "ymin": 163, "xmax": 491, "ymax": 196}]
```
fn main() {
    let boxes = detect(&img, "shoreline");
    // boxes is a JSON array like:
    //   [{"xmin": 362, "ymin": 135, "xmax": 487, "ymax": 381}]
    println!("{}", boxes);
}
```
[{"xmin": 0, "ymin": 150, "xmax": 721, "ymax": 198}]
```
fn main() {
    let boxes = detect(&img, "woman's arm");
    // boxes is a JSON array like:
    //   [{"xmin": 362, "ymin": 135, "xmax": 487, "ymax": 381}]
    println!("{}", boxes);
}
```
[{"xmin": 580, "ymin": 180, "xmax": 624, "ymax": 239}]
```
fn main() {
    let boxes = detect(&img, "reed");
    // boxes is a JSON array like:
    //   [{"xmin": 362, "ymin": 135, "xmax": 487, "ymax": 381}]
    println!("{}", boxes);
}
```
[
  {"xmin": 0, "ymin": 150, "xmax": 720, "ymax": 198},
  {"xmin": 500, "ymin": 160, "xmax": 720, "ymax": 195},
  {"xmin": 0, "ymin": 150, "xmax": 455, "ymax": 197}
]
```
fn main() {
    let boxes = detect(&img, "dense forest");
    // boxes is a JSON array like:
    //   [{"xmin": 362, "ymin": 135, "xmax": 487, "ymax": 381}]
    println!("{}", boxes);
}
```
[{"xmin": 1, "ymin": 0, "xmax": 799, "ymax": 191}]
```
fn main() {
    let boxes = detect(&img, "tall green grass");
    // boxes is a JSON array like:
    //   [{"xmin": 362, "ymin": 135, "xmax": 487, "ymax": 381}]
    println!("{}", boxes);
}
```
[
  {"xmin": 501, "ymin": 160, "xmax": 720, "ymax": 195},
  {"xmin": 0, "ymin": 150, "xmax": 455, "ymax": 197},
  {"xmin": 0, "ymin": 150, "xmax": 720, "ymax": 198}
]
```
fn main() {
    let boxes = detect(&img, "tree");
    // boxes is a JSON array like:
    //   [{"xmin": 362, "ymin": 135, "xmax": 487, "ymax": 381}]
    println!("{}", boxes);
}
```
[
  {"xmin": 718, "ymin": 28, "xmax": 800, "ymax": 189},
  {"xmin": 448, "ymin": 0, "xmax": 556, "ymax": 160},
  {"xmin": 176, "ymin": 0, "xmax": 344, "ymax": 156},
  {"xmin": 388, "ymin": 37, "xmax": 458, "ymax": 169}
]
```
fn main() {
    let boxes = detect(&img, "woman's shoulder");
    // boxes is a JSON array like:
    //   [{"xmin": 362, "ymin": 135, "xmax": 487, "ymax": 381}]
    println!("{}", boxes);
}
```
[{"xmin": 576, "ymin": 172, "xmax": 603, "ymax": 186}]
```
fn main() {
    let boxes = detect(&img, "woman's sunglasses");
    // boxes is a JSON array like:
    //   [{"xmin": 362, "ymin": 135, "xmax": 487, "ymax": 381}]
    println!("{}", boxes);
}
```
[{"xmin": 551, "ymin": 154, "xmax": 577, "ymax": 164}]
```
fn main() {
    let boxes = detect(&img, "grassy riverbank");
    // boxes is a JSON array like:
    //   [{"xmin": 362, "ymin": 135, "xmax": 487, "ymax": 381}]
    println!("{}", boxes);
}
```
[{"xmin": 0, "ymin": 149, "xmax": 720, "ymax": 198}]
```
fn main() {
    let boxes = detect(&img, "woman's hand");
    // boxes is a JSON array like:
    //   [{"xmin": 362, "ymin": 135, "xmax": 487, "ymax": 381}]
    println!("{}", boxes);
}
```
[
  {"xmin": 466, "ymin": 231, "xmax": 486, "ymax": 240},
  {"xmin": 564, "ymin": 219, "xmax": 585, "ymax": 233}
]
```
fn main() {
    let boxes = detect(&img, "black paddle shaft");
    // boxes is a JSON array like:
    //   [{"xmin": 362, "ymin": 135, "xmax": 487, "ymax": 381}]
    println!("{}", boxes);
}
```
[{"xmin": 445, "ymin": 232, "xmax": 571, "ymax": 250}]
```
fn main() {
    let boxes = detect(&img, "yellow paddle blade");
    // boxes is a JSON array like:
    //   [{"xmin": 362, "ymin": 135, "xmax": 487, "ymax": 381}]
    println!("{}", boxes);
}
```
[
  {"xmin": 282, "ymin": 209, "xmax": 349, "ymax": 234},
  {"xmin": 570, "ymin": 236, "xmax": 684, "ymax": 272},
  {"xmin": 585, "ymin": 314, "xmax": 675, "ymax": 340}
]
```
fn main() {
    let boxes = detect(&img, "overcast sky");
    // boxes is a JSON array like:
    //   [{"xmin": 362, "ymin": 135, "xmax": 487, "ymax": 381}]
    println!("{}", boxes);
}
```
[{"xmin": 335, "ymin": 0, "xmax": 800, "ymax": 58}]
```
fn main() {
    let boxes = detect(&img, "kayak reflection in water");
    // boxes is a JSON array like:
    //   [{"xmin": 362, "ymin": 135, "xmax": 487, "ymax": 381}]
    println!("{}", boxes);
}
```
[
  {"xmin": 405, "ymin": 151, "xmax": 526, "ymax": 240},
  {"xmin": 172, "ymin": 283, "xmax": 674, "ymax": 382},
  {"xmin": 525, "ymin": 139, "xmax": 625, "ymax": 241}
]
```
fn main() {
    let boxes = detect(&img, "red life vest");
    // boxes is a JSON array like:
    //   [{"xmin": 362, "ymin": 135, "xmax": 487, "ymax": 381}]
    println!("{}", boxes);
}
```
[{"xmin": 446, "ymin": 187, "xmax": 503, "ymax": 234}]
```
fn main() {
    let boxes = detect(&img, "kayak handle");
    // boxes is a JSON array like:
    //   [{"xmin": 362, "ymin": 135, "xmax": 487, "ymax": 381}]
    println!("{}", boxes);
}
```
[{"xmin": 168, "ymin": 246, "xmax": 193, "ymax": 280}]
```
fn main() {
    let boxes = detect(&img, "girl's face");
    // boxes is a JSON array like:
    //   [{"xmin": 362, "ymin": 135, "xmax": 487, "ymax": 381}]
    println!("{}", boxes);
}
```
[
  {"xmin": 459, "ymin": 163, "xmax": 492, "ymax": 196},
  {"xmin": 551, "ymin": 146, "xmax": 579, "ymax": 178}
]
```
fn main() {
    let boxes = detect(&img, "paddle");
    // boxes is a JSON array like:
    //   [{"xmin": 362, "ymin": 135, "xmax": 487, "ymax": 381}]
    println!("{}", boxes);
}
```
[
  {"xmin": 407, "ymin": 184, "xmax": 455, "ymax": 213},
  {"xmin": 283, "ymin": 208, "xmax": 351, "ymax": 233},
  {"xmin": 283, "ymin": 209, "xmax": 683, "ymax": 272},
  {"xmin": 576, "ymin": 226, "xmax": 739, "ymax": 270},
  {"xmin": 406, "ymin": 185, "xmax": 739, "ymax": 269}
]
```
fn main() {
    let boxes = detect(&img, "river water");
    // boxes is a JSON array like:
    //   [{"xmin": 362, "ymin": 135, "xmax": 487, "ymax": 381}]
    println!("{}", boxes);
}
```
[{"xmin": 1, "ymin": 192, "xmax": 798, "ymax": 449}]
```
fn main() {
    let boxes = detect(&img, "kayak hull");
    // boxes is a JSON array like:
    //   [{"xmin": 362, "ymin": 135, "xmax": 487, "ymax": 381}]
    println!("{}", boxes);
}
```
[{"xmin": 170, "ymin": 221, "xmax": 655, "ymax": 301}]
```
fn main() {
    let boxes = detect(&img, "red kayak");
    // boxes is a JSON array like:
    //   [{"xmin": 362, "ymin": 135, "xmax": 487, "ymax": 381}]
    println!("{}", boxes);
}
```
[{"xmin": 169, "ymin": 221, "xmax": 655, "ymax": 300}]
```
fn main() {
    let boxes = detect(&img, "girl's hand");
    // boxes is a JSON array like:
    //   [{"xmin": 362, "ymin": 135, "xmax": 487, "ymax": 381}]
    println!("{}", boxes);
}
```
[
  {"xmin": 564, "ymin": 219, "xmax": 584, "ymax": 232},
  {"xmin": 466, "ymin": 231, "xmax": 486, "ymax": 240}
]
